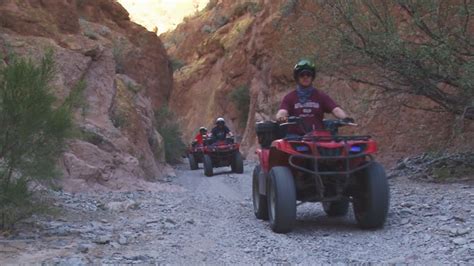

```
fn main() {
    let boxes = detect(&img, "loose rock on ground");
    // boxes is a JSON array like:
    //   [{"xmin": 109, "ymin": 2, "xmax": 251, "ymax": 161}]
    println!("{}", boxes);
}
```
[{"xmin": 0, "ymin": 162, "xmax": 473, "ymax": 264}]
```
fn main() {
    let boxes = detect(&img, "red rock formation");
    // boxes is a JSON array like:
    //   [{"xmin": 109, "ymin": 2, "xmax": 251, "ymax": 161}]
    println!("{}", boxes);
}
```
[
  {"xmin": 0, "ymin": 0, "xmax": 174, "ymax": 191},
  {"xmin": 163, "ymin": 0, "xmax": 473, "ymax": 164}
]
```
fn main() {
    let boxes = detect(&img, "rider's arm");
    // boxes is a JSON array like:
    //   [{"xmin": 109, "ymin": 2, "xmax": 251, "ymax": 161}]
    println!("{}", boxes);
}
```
[
  {"xmin": 211, "ymin": 128, "xmax": 217, "ymax": 137},
  {"xmin": 332, "ymin": 107, "xmax": 348, "ymax": 119},
  {"xmin": 225, "ymin": 126, "xmax": 233, "ymax": 137},
  {"xmin": 320, "ymin": 92, "xmax": 348, "ymax": 119},
  {"xmin": 277, "ymin": 93, "xmax": 293, "ymax": 122}
]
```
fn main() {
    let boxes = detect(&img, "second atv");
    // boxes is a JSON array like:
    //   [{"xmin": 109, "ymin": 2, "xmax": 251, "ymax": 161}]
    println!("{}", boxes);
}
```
[
  {"xmin": 202, "ymin": 137, "xmax": 244, "ymax": 177},
  {"xmin": 253, "ymin": 117, "xmax": 390, "ymax": 233}
]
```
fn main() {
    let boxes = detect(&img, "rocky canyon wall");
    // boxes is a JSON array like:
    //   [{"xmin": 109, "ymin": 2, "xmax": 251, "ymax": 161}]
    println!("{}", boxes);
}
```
[
  {"xmin": 162, "ymin": 0, "xmax": 474, "ymax": 164},
  {"xmin": 0, "ymin": 0, "xmax": 174, "ymax": 191}
]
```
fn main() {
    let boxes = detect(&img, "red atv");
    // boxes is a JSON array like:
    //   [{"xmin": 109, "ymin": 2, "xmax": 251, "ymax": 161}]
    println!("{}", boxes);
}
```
[
  {"xmin": 253, "ymin": 117, "xmax": 389, "ymax": 233},
  {"xmin": 187, "ymin": 143, "xmax": 205, "ymax": 170},
  {"xmin": 202, "ymin": 137, "xmax": 244, "ymax": 177}
]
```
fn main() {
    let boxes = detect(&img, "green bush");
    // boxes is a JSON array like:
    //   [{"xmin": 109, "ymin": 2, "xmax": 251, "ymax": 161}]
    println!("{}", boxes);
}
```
[
  {"xmin": 154, "ymin": 106, "xmax": 186, "ymax": 164},
  {"xmin": 111, "ymin": 110, "xmax": 127, "ymax": 129},
  {"xmin": 112, "ymin": 38, "xmax": 127, "ymax": 74},
  {"xmin": 126, "ymin": 81, "xmax": 142, "ymax": 93},
  {"xmin": 317, "ymin": 0, "xmax": 474, "ymax": 116},
  {"xmin": 201, "ymin": 25, "xmax": 215, "ymax": 34},
  {"xmin": 232, "ymin": 2, "xmax": 263, "ymax": 17},
  {"xmin": 204, "ymin": 0, "xmax": 218, "ymax": 11},
  {"xmin": 215, "ymin": 16, "xmax": 229, "ymax": 28},
  {"xmin": 170, "ymin": 58, "xmax": 185, "ymax": 72},
  {"xmin": 0, "ymin": 51, "xmax": 76, "ymax": 229},
  {"xmin": 280, "ymin": 0, "xmax": 298, "ymax": 17},
  {"xmin": 229, "ymin": 85, "xmax": 250, "ymax": 127}
]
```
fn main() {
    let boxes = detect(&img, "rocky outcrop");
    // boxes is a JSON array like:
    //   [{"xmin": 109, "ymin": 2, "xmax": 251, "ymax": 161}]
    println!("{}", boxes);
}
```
[
  {"xmin": 162, "ymin": 0, "xmax": 474, "ymax": 163},
  {"xmin": 0, "ymin": 0, "xmax": 174, "ymax": 191}
]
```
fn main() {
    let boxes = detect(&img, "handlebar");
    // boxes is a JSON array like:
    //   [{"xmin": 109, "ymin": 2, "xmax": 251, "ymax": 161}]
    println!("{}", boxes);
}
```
[
  {"xmin": 279, "ymin": 117, "xmax": 357, "ymax": 136},
  {"xmin": 279, "ymin": 116, "xmax": 302, "ymax": 127},
  {"xmin": 280, "ymin": 117, "xmax": 357, "ymax": 128},
  {"xmin": 324, "ymin": 119, "xmax": 358, "ymax": 127}
]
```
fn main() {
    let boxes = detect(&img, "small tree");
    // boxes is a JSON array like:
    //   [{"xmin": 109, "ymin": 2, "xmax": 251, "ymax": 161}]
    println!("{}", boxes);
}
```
[
  {"xmin": 0, "ymin": 51, "xmax": 76, "ymax": 229},
  {"xmin": 192, "ymin": 0, "xmax": 200, "ymax": 14},
  {"xmin": 154, "ymin": 106, "xmax": 186, "ymax": 164},
  {"xmin": 315, "ymin": 0, "xmax": 474, "ymax": 116}
]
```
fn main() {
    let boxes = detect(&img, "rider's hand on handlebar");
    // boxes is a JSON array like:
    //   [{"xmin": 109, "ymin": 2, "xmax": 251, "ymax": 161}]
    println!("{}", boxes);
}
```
[{"xmin": 277, "ymin": 116, "xmax": 288, "ymax": 123}]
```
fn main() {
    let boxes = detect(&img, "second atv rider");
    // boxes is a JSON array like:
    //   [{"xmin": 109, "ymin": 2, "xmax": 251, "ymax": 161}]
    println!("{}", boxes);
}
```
[
  {"xmin": 211, "ymin": 117, "xmax": 233, "ymax": 144},
  {"xmin": 192, "ymin": 127, "xmax": 208, "ymax": 147},
  {"xmin": 276, "ymin": 59, "xmax": 353, "ymax": 134}
]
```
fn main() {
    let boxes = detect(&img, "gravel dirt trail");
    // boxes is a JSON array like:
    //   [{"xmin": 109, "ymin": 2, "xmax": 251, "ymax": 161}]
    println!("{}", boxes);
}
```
[{"xmin": 0, "ymin": 161, "xmax": 473, "ymax": 264}]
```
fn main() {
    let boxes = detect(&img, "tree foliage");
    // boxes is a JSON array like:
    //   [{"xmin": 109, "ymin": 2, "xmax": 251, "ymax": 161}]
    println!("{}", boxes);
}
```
[
  {"xmin": 0, "ymin": 51, "xmax": 78, "ymax": 229},
  {"xmin": 315, "ymin": 0, "xmax": 474, "ymax": 115}
]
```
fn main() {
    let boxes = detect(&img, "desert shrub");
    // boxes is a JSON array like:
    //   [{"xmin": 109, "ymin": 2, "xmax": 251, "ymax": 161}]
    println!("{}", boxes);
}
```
[
  {"xmin": 204, "ymin": 0, "xmax": 218, "ymax": 11},
  {"xmin": 168, "ymin": 32, "xmax": 186, "ymax": 46},
  {"xmin": 229, "ymin": 85, "xmax": 251, "ymax": 127},
  {"xmin": 79, "ymin": 18, "xmax": 99, "ymax": 40},
  {"xmin": 0, "ymin": 51, "xmax": 76, "ymax": 229},
  {"xmin": 280, "ymin": 0, "xmax": 298, "ymax": 17},
  {"xmin": 111, "ymin": 109, "xmax": 127, "ymax": 129},
  {"xmin": 77, "ymin": 128, "xmax": 104, "ymax": 146},
  {"xmin": 98, "ymin": 25, "xmax": 111, "ymax": 37},
  {"xmin": 83, "ymin": 29, "xmax": 99, "ymax": 40},
  {"xmin": 232, "ymin": 2, "xmax": 263, "ymax": 17},
  {"xmin": 112, "ymin": 38, "xmax": 127, "ymax": 74},
  {"xmin": 215, "ymin": 16, "xmax": 229, "ymax": 28},
  {"xmin": 170, "ymin": 57, "xmax": 186, "ymax": 72},
  {"xmin": 154, "ymin": 106, "xmax": 186, "ymax": 164},
  {"xmin": 201, "ymin": 25, "xmax": 215, "ymax": 34},
  {"xmin": 126, "ymin": 81, "xmax": 141, "ymax": 93}
]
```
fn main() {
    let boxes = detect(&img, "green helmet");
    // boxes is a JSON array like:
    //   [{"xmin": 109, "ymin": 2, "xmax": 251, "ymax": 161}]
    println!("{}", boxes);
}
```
[{"xmin": 293, "ymin": 59, "xmax": 316, "ymax": 80}]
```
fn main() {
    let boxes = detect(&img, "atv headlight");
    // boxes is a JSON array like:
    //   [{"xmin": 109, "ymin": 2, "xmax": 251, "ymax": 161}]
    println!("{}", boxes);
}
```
[
  {"xmin": 349, "ymin": 144, "xmax": 366, "ymax": 154},
  {"xmin": 295, "ymin": 145, "xmax": 309, "ymax": 152},
  {"xmin": 291, "ymin": 144, "xmax": 311, "ymax": 153},
  {"xmin": 350, "ymin": 146, "xmax": 362, "ymax": 152}
]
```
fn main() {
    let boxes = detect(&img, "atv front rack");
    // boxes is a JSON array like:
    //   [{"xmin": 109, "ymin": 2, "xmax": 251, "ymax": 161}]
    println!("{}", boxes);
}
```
[
  {"xmin": 285, "ymin": 135, "xmax": 372, "ymax": 142},
  {"xmin": 289, "ymin": 152, "xmax": 374, "ymax": 202}
]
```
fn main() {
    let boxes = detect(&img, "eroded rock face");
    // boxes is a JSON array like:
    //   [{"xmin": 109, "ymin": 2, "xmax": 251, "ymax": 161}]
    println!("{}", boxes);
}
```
[
  {"xmin": 0, "ymin": 0, "xmax": 174, "ymax": 191},
  {"xmin": 163, "ymin": 0, "xmax": 474, "ymax": 162}
]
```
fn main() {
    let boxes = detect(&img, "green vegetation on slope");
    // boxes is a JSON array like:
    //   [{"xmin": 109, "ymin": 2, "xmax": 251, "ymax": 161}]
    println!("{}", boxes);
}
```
[{"xmin": 0, "ymin": 51, "xmax": 80, "ymax": 229}]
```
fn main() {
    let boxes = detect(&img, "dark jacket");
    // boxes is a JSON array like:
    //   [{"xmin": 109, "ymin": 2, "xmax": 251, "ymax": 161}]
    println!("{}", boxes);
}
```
[{"xmin": 211, "ymin": 125, "xmax": 230, "ymax": 141}]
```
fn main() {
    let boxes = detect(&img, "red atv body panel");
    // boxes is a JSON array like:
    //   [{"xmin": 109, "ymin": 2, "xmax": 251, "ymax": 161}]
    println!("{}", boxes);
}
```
[
  {"xmin": 203, "ymin": 140, "xmax": 241, "ymax": 168},
  {"xmin": 256, "ymin": 129, "xmax": 377, "ymax": 196}
]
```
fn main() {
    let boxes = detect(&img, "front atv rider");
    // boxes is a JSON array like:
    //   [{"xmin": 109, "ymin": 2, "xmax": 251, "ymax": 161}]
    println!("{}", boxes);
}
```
[
  {"xmin": 210, "ymin": 117, "xmax": 233, "ymax": 143},
  {"xmin": 192, "ymin": 127, "xmax": 208, "ymax": 147},
  {"xmin": 276, "ymin": 59, "xmax": 353, "ymax": 134}
]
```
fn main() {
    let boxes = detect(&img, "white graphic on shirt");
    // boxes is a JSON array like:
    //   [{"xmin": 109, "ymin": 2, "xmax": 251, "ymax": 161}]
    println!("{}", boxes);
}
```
[{"xmin": 294, "ymin": 101, "xmax": 320, "ymax": 109}]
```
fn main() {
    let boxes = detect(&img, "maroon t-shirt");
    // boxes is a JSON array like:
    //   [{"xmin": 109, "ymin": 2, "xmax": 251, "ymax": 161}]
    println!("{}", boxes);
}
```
[{"xmin": 280, "ymin": 89, "xmax": 338, "ymax": 134}]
